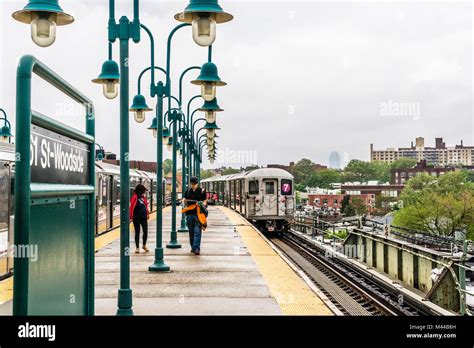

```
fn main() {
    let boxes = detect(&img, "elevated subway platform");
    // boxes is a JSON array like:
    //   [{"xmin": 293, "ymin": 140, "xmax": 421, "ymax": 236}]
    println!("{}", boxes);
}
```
[
  {"xmin": 0, "ymin": 206, "xmax": 333, "ymax": 316},
  {"xmin": 95, "ymin": 206, "xmax": 333, "ymax": 315}
]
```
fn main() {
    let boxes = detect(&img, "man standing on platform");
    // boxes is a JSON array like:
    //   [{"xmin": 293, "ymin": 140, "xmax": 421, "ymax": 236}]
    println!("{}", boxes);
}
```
[{"xmin": 182, "ymin": 176, "xmax": 208, "ymax": 255}]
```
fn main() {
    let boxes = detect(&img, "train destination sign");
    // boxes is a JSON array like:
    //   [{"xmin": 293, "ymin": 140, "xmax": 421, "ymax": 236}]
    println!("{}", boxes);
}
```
[{"xmin": 30, "ymin": 124, "xmax": 90, "ymax": 185}]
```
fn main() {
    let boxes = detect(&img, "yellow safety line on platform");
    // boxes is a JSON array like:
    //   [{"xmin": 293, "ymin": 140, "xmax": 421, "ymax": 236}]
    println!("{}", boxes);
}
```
[
  {"xmin": 0, "ymin": 277, "xmax": 13, "ymax": 306},
  {"xmin": 0, "ymin": 207, "xmax": 171, "ymax": 306},
  {"xmin": 218, "ymin": 206, "xmax": 333, "ymax": 316}
]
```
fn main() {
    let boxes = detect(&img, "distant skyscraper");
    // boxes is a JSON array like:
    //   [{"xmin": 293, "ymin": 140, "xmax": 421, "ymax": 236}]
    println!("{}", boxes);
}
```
[{"xmin": 329, "ymin": 151, "xmax": 342, "ymax": 169}]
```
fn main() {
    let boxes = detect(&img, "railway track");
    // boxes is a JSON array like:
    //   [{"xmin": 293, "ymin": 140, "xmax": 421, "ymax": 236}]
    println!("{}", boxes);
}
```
[{"xmin": 270, "ymin": 230, "xmax": 431, "ymax": 316}]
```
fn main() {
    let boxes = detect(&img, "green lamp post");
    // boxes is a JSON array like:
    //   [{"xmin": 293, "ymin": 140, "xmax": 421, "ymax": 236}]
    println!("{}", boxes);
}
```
[
  {"xmin": 130, "ymin": 94, "xmax": 153, "ymax": 124},
  {"xmin": 203, "ymin": 121, "xmax": 220, "ymax": 138},
  {"xmin": 175, "ymin": 0, "xmax": 233, "ymax": 47},
  {"xmin": 92, "ymin": 58, "xmax": 121, "ymax": 100},
  {"xmin": 191, "ymin": 62, "xmax": 227, "ymax": 102},
  {"xmin": 0, "ymin": 109, "xmax": 13, "ymax": 144},
  {"xmin": 167, "ymin": 136, "xmax": 174, "ymax": 152},
  {"xmin": 91, "ymin": 0, "xmax": 142, "ymax": 317},
  {"xmin": 148, "ymin": 117, "xmax": 158, "ymax": 138},
  {"xmin": 95, "ymin": 143, "xmax": 105, "ymax": 161},
  {"xmin": 12, "ymin": 0, "xmax": 74, "ymax": 47},
  {"xmin": 0, "ymin": 121, "xmax": 13, "ymax": 144}
]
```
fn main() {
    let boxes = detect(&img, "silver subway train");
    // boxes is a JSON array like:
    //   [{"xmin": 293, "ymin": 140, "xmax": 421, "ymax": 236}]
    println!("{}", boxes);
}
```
[
  {"xmin": 201, "ymin": 168, "xmax": 295, "ymax": 233},
  {"xmin": 0, "ymin": 142, "xmax": 168, "ymax": 280}
]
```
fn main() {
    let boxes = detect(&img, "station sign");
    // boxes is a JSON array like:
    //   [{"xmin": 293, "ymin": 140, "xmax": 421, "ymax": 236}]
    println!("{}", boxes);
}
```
[{"xmin": 30, "ymin": 124, "xmax": 90, "ymax": 185}]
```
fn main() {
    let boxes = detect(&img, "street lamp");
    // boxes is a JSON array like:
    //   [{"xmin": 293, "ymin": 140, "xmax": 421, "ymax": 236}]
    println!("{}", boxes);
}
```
[
  {"xmin": 162, "ymin": 127, "xmax": 171, "ymax": 144},
  {"xmin": 95, "ymin": 143, "xmax": 106, "ymax": 161},
  {"xmin": 93, "ymin": 0, "xmax": 142, "ymax": 317},
  {"xmin": 204, "ymin": 121, "xmax": 220, "ymax": 138},
  {"xmin": 130, "ymin": 94, "xmax": 153, "ymax": 123},
  {"xmin": 199, "ymin": 98, "xmax": 223, "ymax": 127},
  {"xmin": 191, "ymin": 62, "xmax": 227, "ymax": 101},
  {"xmin": 12, "ymin": 0, "xmax": 74, "ymax": 47},
  {"xmin": 175, "ymin": 0, "xmax": 234, "ymax": 47},
  {"xmin": 0, "ymin": 109, "xmax": 13, "ymax": 144},
  {"xmin": 0, "ymin": 124, "xmax": 13, "ymax": 144},
  {"xmin": 148, "ymin": 117, "xmax": 158, "ymax": 138},
  {"xmin": 92, "ymin": 59, "xmax": 120, "ymax": 100}
]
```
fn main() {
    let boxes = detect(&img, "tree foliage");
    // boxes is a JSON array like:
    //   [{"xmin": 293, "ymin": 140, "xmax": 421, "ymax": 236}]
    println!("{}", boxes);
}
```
[
  {"xmin": 394, "ymin": 172, "xmax": 474, "ymax": 238},
  {"xmin": 200, "ymin": 169, "xmax": 214, "ymax": 180},
  {"xmin": 390, "ymin": 158, "xmax": 418, "ymax": 169},
  {"xmin": 291, "ymin": 159, "xmax": 317, "ymax": 185},
  {"xmin": 307, "ymin": 169, "xmax": 343, "ymax": 189},
  {"xmin": 221, "ymin": 168, "xmax": 240, "ymax": 175},
  {"xmin": 163, "ymin": 159, "xmax": 173, "ymax": 175},
  {"xmin": 342, "ymin": 196, "xmax": 367, "ymax": 216}
]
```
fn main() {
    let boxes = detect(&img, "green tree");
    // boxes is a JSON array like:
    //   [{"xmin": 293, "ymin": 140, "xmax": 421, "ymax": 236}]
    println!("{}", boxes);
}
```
[
  {"xmin": 163, "ymin": 159, "xmax": 173, "ymax": 175},
  {"xmin": 343, "ymin": 160, "xmax": 377, "ymax": 182},
  {"xmin": 371, "ymin": 161, "xmax": 391, "ymax": 183},
  {"xmin": 295, "ymin": 183, "xmax": 307, "ymax": 192},
  {"xmin": 391, "ymin": 158, "xmax": 418, "ymax": 169},
  {"xmin": 373, "ymin": 193, "xmax": 397, "ymax": 216},
  {"xmin": 341, "ymin": 195, "xmax": 351, "ymax": 214},
  {"xmin": 295, "ymin": 191, "xmax": 301, "ymax": 205},
  {"xmin": 461, "ymin": 169, "xmax": 474, "ymax": 183},
  {"xmin": 200, "ymin": 169, "xmax": 214, "ymax": 180},
  {"xmin": 307, "ymin": 169, "xmax": 343, "ymax": 188},
  {"xmin": 221, "ymin": 167, "xmax": 240, "ymax": 175},
  {"xmin": 394, "ymin": 172, "xmax": 474, "ymax": 237},
  {"xmin": 244, "ymin": 165, "xmax": 260, "ymax": 171},
  {"xmin": 342, "ymin": 196, "xmax": 368, "ymax": 216},
  {"xmin": 292, "ymin": 159, "xmax": 317, "ymax": 185}
]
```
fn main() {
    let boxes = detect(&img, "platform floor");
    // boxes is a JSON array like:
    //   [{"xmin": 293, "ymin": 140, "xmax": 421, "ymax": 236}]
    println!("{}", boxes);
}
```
[{"xmin": 95, "ymin": 206, "xmax": 283, "ymax": 315}]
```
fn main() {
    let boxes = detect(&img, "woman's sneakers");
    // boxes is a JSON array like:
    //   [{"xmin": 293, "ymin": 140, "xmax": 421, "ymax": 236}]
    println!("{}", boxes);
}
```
[
  {"xmin": 135, "ymin": 248, "xmax": 140, "ymax": 254},
  {"xmin": 143, "ymin": 245, "xmax": 150, "ymax": 253}
]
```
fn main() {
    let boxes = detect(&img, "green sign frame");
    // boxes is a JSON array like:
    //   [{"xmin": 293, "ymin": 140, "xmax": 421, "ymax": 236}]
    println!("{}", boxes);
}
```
[{"xmin": 13, "ymin": 55, "xmax": 95, "ymax": 316}]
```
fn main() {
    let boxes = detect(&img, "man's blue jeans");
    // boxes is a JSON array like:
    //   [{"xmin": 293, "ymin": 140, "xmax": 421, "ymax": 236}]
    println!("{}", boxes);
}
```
[{"xmin": 186, "ymin": 214, "xmax": 202, "ymax": 252}]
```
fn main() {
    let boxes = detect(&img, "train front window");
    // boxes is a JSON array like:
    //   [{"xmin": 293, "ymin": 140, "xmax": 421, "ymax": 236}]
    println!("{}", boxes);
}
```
[
  {"xmin": 249, "ymin": 180, "xmax": 259, "ymax": 195},
  {"xmin": 281, "ymin": 179, "xmax": 293, "ymax": 196},
  {"xmin": 265, "ymin": 181, "xmax": 275, "ymax": 195}
]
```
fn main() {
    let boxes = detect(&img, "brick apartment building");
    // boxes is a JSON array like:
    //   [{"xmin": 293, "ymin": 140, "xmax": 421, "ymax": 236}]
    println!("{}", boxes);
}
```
[
  {"xmin": 308, "ymin": 193, "xmax": 375, "ymax": 212},
  {"xmin": 371, "ymin": 137, "xmax": 474, "ymax": 166}
]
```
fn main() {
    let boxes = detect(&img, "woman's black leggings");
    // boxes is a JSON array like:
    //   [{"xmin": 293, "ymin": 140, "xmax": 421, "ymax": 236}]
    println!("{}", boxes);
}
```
[{"xmin": 133, "ymin": 218, "xmax": 148, "ymax": 248}]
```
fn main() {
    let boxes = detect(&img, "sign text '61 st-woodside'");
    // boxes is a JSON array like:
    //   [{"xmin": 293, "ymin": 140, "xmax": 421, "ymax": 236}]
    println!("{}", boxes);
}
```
[{"xmin": 30, "ymin": 125, "xmax": 90, "ymax": 186}]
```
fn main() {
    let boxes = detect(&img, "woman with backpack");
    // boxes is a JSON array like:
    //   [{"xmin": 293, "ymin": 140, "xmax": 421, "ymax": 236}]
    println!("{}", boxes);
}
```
[{"xmin": 130, "ymin": 184, "xmax": 150, "ymax": 254}]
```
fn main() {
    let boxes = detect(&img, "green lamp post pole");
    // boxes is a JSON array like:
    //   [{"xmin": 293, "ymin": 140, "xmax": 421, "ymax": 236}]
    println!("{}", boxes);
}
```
[
  {"xmin": 92, "ymin": 0, "xmax": 141, "ymax": 316},
  {"xmin": 169, "ymin": 0, "xmax": 234, "ymax": 239},
  {"xmin": 185, "ymin": 97, "xmax": 203, "ymax": 188},
  {"xmin": 177, "ymin": 70, "xmax": 201, "ymax": 233}
]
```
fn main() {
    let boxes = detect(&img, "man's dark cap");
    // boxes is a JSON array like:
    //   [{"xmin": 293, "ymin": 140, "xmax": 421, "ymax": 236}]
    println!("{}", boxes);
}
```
[{"xmin": 190, "ymin": 176, "xmax": 199, "ymax": 184}]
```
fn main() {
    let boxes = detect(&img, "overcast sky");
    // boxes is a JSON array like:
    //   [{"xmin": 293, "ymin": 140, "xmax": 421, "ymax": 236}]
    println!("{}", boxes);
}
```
[{"xmin": 0, "ymin": 0, "xmax": 472, "ymax": 169}]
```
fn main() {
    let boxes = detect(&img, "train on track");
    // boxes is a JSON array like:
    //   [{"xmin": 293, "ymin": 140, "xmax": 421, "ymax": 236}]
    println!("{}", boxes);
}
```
[
  {"xmin": 201, "ymin": 168, "xmax": 295, "ymax": 234},
  {"xmin": 0, "ymin": 142, "xmax": 169, "ymax": 280}
]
